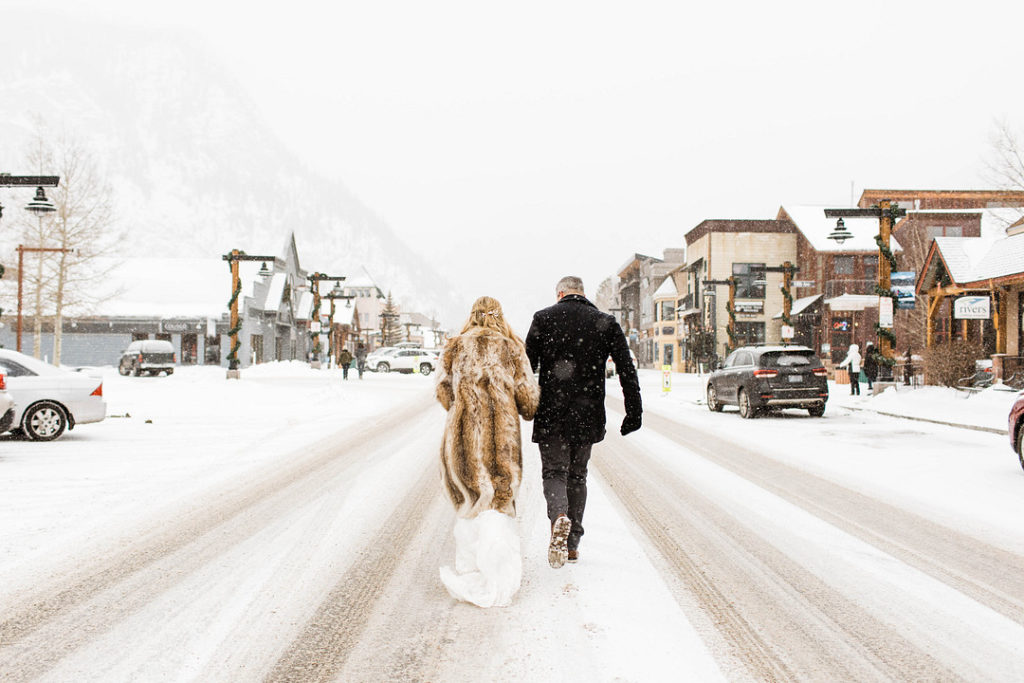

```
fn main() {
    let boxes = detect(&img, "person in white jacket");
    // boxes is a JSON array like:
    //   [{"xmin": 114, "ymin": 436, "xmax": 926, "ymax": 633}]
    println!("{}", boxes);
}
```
[{"xmin": 838, "ymin": 343, "xmax": 862, "ymax": 396}]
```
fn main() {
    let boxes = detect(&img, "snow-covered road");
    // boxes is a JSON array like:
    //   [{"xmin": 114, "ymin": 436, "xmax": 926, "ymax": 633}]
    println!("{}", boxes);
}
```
[{"xmin": 1, "ymin": 365, "xmax": 1023, "ymax": 681}]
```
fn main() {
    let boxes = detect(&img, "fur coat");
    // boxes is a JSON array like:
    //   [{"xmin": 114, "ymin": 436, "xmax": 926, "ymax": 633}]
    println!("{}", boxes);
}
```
[{"xmin": 435, "ymin": 327, "xmax": 540, "ymax": 519}]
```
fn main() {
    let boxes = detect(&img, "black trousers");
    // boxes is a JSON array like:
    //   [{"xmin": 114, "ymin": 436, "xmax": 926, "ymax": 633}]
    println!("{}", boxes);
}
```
[{"xmin": 538, "ymin": 438, "xmax": 593, "ymax": 551}]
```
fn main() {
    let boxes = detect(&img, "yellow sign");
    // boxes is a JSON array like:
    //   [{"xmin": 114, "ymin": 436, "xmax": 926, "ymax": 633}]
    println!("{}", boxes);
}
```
[{"xmin": 662, "ymin": 365, "xmax": 672, "ymax": 392}]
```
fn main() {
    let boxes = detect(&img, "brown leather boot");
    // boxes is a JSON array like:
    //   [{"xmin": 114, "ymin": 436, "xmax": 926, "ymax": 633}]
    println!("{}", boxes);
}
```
[{"xmin": 567, "ymin": 549, "xmax": 578, "ymax": 563}]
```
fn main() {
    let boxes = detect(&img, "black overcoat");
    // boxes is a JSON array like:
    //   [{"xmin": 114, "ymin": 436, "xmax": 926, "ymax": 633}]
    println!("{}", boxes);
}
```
[{"xmin": 525, "ymin": 295, "xmax": 642, "ymax": 444}]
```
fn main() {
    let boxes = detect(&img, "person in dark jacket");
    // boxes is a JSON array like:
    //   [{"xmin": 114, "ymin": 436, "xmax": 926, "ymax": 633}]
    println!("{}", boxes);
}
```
[
  {"xmin": 339, "ymin": 348, "xmax": 354, "ymax": 380},
  {"xmin": 355, "ymin": 342, "xmax": 368, "ymax": 379},
  {"xmin": 525, "ymin": 276, "xmax": 642, "ymax": 568},
  {"xmin": 862, "ymin": 341, "xmax": 878, "ymax": 392}
]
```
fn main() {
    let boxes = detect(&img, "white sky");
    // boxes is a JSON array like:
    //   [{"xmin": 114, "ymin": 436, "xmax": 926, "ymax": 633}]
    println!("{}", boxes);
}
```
[{"xmin": 11, "ymin": 0, "xmax": 1024, "ymax": 329}]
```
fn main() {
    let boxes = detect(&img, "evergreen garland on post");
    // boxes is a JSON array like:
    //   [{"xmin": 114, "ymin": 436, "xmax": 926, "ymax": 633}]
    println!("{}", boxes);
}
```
[{"xmin": 226, "ymin": 277, "xmax": 242, "ymax": 366}]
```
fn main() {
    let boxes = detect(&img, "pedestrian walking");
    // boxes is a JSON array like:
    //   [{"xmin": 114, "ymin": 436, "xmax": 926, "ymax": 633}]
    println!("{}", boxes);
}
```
[
  {"xmin": 435, "ymin": 296, "xmax": 540, "ymax": 607},
  {"xmin": 338, "ymin": 348, "xmax": 354, "ymax": 380},
  {"xmin": 525, "ymin": 276, "xmax": 642, "ymax": 568},
  {"xmin": 863, "ymin": 341, "xmax": 878, "ymax": 392},
  {"xmin": 838, "ymin": 343, "xmax": 862, "ymax": 396},
  {"xmin": 355, "ymin": 341, "xmax": 367, "ymax": 379}
]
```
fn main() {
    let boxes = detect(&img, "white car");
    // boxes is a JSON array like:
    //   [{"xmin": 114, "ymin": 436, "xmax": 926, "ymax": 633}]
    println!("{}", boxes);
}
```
[
  {"xmin": 0, "ymin": 374, "xmax": 14, "ymax": 434},
  {"xmin": 605, "ymin": 350, "xmax": 639, "ymax": 377},
  {"xmin": 372, "ymin": 348, "xmax": 439, "ymax": 375},
  {"xmin": 0, "ymin": 349, "xmax": 107, "ymax": 441}
]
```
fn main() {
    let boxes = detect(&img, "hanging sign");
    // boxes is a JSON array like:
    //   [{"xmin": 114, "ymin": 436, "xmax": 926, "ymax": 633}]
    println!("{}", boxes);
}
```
[
  {"xmin": 891, "ymin": 272, "xmax": 917, "ymax": 310},
  {"xmin": 954, "ymin": 296, "xmax": 990, "ymax": 320},
  {"xmin": 879, "ymin": 297, "xmax": 894, "ymax": 328},
  {"xmin": 781, "ymin": 325, "xmax": 795, "ymax": 339},
  {"xmin": 662, "ymin": 365, "xmax": 672, "ymax": 392}
]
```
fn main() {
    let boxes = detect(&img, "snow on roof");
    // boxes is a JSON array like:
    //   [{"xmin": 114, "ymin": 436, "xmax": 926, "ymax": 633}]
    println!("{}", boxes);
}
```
[
  {"xmin": 781, "ymin": 205, "xmax": 903, "ymax": 254},
  {"xmin": 296, "ymin": 291, "xmax": 314, "ymax": 321},
  {"xmin": 824, "ymin": 294, "xmax": 880, "ymax": 311},
  {"xmin": 772, "ymin": 294, "xmax": 822, "ymax": 319},
  {"xmin": 258, "ymin": 272, "xmax": 288, "ymax": 312},
  {"xmin": 95, "ymin": 258, "xmax": 230, "ymax": 318},
  {"xmin": 653, "ymin": 277, "xmax": 677, "ymax": 299},
  {"xmin": 335, "ymin": 302, "xmax": 357, "ymax": 326}
]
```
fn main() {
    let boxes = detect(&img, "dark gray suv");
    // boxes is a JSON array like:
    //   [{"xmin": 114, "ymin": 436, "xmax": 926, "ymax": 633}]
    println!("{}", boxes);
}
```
[
  {"xmin": 118, "ymin": 340, "xmax": 176, "ymax": 377},
  {"xmin": 706, "ymin": 345, "xmax": 829, "ymax": 418}
]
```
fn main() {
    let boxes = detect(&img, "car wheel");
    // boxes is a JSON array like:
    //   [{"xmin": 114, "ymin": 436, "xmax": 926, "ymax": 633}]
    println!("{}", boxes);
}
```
[
  {"xmin": 419, "ymin": 363, "xmax": 432, "ymax": 376},
  {"xmin": 707, "ymin": 384, "xmax": 723, "ymax": 412},
  {"xmin": 738, "ymin": 389, "xmax": 757, "ymax": 419},
  {"xmin": 118, "ymin": 361, "xmax": 130, "ymax": 376},
  {"xmin": 132, "ymin": 364, "xmax": 141, "ymax": 377},
  {"xmin": 807, "ymin": 404, "xmax": 826, "ymax": 418},
  {"xmin": 377, "ymin": 362, "xmax": 390, "ymax": 373},
  {"xmin": 22, "ymin": 402, "xmax": 68, "ymax": 441}
]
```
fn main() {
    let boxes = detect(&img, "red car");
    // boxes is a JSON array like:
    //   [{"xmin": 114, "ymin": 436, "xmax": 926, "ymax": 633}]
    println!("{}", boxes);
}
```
[{"xmin": 1011, "ymin": 392, "xmax": 1024, "ymax": 472}]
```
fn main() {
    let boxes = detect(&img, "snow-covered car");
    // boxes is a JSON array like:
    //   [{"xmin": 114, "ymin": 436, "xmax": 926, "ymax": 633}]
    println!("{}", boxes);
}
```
[
  {"xmin": 118, "ymin": 339, "xmax": 176, "ymax": 377},
  {"xmin": 0, "ymin": 373, "xmax": 14, "ymax": 434},
  {"xmin": 0, "ymin": 349, "xmax": 107, "ymax": 441},
  {"xmin": 706, "ymin": 345, "xmax": 829, "ymax": 418},
  {"xmin": 374, "ymin": 348, "xmax": 439, "ymax": 375},
  {"xmin": 605, "ymin": 350, "xmax": 638, "ymax": 378},
  {"xmin": 1009, "ymin": 391, "xmax": 1024, "ymax": 472}
]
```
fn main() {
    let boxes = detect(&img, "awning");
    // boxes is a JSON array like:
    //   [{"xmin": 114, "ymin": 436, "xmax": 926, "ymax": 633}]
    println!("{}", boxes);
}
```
[
  {"xmin": 824, "ymin": 294, "xmax": 879, "ymax": 311},
  {"xmin": 773, "ymin": 294, "xmax": 822, "ymax": 319},
  {"xmin": 677, "ymin": 307, "xmax": 702, "ymax": 318}
]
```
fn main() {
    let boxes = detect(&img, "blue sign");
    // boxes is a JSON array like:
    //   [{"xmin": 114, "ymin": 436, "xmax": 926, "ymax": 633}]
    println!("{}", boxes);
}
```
[{"xmin": 891, "ymin": 271, "xmax": 916, "ymax": 310}]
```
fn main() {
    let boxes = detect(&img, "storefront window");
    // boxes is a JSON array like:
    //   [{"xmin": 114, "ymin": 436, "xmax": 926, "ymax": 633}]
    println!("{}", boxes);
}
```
[
  {"xmin": 733, "ymin": 263, "xmax": 766, "ymax": 299},
  {"xmin": 733, "ymin": 321, "xmax": 765, "ymax": 346}
]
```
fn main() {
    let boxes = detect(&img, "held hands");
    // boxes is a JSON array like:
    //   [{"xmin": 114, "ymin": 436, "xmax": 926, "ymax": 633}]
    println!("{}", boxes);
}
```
[{"xmin": 620, "ymin": 413, "xmax": 642, "ymax": 436}]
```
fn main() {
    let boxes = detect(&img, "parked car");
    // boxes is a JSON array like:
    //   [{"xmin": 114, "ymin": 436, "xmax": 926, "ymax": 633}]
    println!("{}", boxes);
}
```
[
  {"xmin": 374, "ymin": 348, "xmax": 439, "ymax": 375},
  {"xmin": 1009, "ymin": 391, "xmax": 1024, "ymax": 472},
  {"xmin": 706, "ymin": 345, "xmax": 829, "ymax": 418},
  {"xmin": 118, "ymin": 339, "xmax": 176, "ymax": 377},
  {"xmin": 366, "ymin": 347, "xmax": 400, "ymax": 372},
  {"xmin": 0, "ymin": 373, "xmax": 14, "ymax": 434},
  {"xmin": 0, "ymin": 349, "xmax": 106, "ymax": 440},
  {"xmin": 605, "ymin": 350, "xmax": 638, "ymax": 378}
]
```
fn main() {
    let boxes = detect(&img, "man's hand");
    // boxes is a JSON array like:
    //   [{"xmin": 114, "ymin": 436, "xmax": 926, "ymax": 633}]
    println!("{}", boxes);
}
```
[{"xmin": 620, "ymin": 413, "xmax": 642, "ymax": 436}]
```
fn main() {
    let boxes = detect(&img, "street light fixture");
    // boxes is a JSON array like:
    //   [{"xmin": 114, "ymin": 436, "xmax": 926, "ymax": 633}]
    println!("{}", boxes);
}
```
[
  {"xmin": 0, "ymin": 174, "xmax": 60, "ymax": 222},
  {"xmin": 827, "ymin": 217, "xmax": 851, "ymax": 245},
  {"xmin": 24, "ymin": 186, "xmax": 57, "ymax": 214}
]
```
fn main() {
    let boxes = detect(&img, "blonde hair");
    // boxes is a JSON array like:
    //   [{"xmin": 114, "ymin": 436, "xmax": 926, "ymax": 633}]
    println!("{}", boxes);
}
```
[{"xmin": 458, "ymin": 296, "xmax": 524, "ymax": 347}]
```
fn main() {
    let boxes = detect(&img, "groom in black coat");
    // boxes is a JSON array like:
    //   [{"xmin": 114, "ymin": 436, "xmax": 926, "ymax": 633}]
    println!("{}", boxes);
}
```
[{"xmin": 525, "ymin": 276, "xmax": 642, "ymax": 568}]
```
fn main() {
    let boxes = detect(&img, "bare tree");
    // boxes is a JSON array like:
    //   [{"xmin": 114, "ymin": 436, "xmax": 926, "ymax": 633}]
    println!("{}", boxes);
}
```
[
  {"xmin": 984, "ymin": 119, "xmax": 1024, "ymax": 224},
  {"xmin": 19, "ymin": 119, "xmax": 120, "ymax": 364}
]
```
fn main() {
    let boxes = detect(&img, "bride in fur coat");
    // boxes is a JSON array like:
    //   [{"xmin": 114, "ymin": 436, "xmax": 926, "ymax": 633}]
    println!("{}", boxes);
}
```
[{"xmin": 434, "ymin": 296, "xmax": 539, "ymax": 607}]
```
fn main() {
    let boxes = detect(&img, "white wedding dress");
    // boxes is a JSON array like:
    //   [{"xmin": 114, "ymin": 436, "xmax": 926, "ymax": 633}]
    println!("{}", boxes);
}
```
[{"xmin": 439, "ymin": 509, "xmax": 522, "ymax": 608}]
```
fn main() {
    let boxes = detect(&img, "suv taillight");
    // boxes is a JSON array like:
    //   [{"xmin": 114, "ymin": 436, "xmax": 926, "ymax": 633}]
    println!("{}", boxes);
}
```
[
  {"xmin": 172, "ymin": 353, "xmax": 177, "ymax": 363},
  {"xmin": 137, "ymin": 354, "xmax": 144, "ymax": 363},
  {"xmin": 91, "ymin": 383, "xmax": 103, "ymax": 397},
  {"xmin": 812, "ymin": 367, "xmax": 828, "ymax": 377},
  {"xmin": 753, "ymin": 369, "xmax": 779, "ymax": 378},
  {"xmin": 0, "ymin": 374, "xmax": 5, "ymax": 391}
]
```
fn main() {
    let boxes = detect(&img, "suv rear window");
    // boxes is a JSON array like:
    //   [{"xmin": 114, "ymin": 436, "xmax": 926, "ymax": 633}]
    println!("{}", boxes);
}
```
[{"xmin": 762, "ymin": 351, "xmax": 816, "ymax": 367}]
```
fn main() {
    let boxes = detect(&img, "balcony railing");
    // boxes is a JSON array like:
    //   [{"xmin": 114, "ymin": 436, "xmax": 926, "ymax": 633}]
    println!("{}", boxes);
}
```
[{"xmin": 824, "ymin": 279, "xmax": 877, "ymax": 298}]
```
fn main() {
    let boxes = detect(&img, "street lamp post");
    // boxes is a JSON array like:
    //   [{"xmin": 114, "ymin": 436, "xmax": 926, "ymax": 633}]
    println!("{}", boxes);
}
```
[
  {"xmin": 765, "ymin": 262, "xmax": 799, "ymax": 344},
  {"xmin": 306, "ymin": 273, "xmax": 346, "ymax": 368},
  {"xmin": 221, "ymin": 250, "xmax": 276, "ymax": 377},
  {"xmin": 0, "ymin": 174, "xmax": 60, "ymax": 222},
  {"xmin": 703, "ymin": 277, "xmax": 736, "ymax": 357},
  {"xmin": 323, "ymin": 282, "xmax": 355, "ymax": 367},
  {"xmin": 824, "ymin": 201, "xmax": 907, "ymax": 379}
]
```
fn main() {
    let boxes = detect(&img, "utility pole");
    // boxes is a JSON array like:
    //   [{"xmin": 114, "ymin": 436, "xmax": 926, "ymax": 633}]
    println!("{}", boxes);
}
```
[
  {"xmin": 16, "ymin": 245, "xmax": 73, "ymax": 353},
  {"xmin": 703, "ymin": 277, "xmax": 736, "ymax": 358}
]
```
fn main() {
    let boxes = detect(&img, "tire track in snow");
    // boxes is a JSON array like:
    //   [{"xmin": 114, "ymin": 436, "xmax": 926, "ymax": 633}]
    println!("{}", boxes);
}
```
[
  {"xmin": 0, "ymin": 398, "xmax": 433, "ymax": 682},
  {"xmin": 265, "ymin": 463, "xmax": 444, "ymax": 682},
  {"xmin": 596, "ymin": 435, "xmax": 959, "ymax": 681},
  {"xmin": 610, "ymin": 398, "xmax": 1024, "ymax": 626}
]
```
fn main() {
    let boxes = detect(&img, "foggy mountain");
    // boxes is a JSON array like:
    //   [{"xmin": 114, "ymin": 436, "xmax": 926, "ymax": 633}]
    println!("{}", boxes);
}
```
[{"xmin": 0, "ymin": 13, "xmax": 462, "ymax": 327}]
